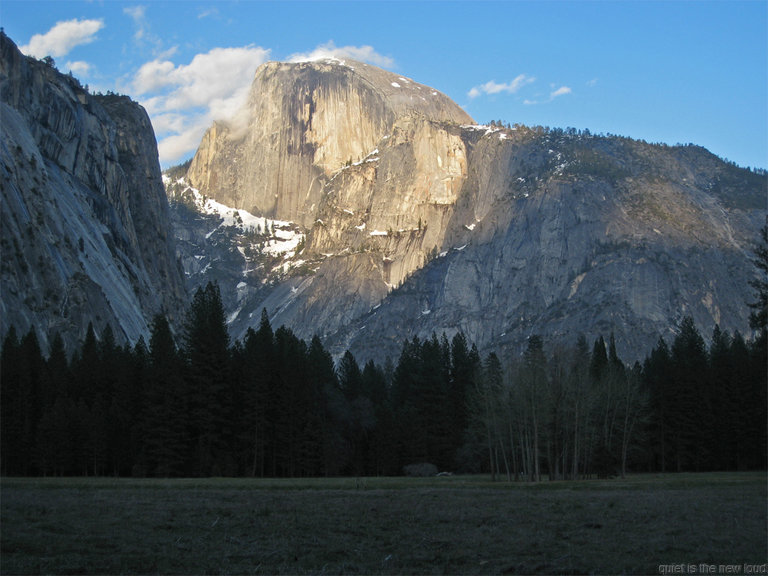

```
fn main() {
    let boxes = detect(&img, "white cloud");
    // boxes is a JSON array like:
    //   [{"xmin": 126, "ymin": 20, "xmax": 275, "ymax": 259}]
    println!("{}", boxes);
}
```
[
  {"xmin": 124, "ymin": 5, "xmax": 147, "ymax": 40},
  {"xmin": 124, "ymin": 5, "xmax": 146, "ymax": 21},
  {"xmin": 157, "ymin": 119, "xmax": 213, "ymax": 166},
  {"xmin": 288, "ymin": 41, "xmax": 394, "ymax": 68},
  {"xmin": 524, "ymin": 85, "xmax": 573, "ymax": 105},
  {"xmin": 65, "ymin": 61, "xmax": 92, "ymax": 76},
  {"xmin": 130, "ymin": 44, "xmax": 270, "ymax": 165},
  {"xmin": 133, "ymin": 59, "xmax": 177, "ymax": 94},
  {"xmin": 124, "ymin": 4, "xmax": 169, "ymax": 56},
  {"xmin": 198, "ymin": 7, "xmax": 220, "ymax": 19},
  {"xmin": 20, "ymin": 18, "xmax": 104, "ymax": 59},
  {"xmin": 140, "ymin": 40, "xmax": 392, "ymax": 165},
  {"xmin": 467, "ymin": 74, "xmax": 535, "ymax": 99}
]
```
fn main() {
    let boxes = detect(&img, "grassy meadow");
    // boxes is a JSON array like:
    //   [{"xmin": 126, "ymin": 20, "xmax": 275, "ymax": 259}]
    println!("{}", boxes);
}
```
[{"xmin": 1, "ymin": 472, "xmax": 766, "ymax": 575}]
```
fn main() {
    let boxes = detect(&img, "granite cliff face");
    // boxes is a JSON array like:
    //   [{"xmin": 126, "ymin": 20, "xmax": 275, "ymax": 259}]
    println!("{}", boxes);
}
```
[
  {"xmin": 0, "ymin": 33, "xmax": 186, "ymax": 351},
  {"xmin": 184, "ymin": 59, "xmax": 477, "ymax": 328},
  {"xmin": 187, "ymin": 59, "xmax": 472, "ymax": 228},
  {"xmin": 180, "ymin": 58, "xmax": 765, "ymax": 363},
  {"xmin": 330, "ymin": 127, "xmax": 767, "ymax": 362}
]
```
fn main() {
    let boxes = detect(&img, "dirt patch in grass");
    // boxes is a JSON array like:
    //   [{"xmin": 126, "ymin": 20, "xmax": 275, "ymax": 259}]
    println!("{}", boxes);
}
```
[{"xmin": 2, "ymin": 473, "xmax": 766, "ymax": 575}]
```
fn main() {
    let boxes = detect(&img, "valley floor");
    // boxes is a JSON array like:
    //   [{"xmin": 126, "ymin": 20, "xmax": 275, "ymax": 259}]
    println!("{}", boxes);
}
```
[{"xmin": 1, "ymin": 472, "xmax": 766, "ymax": 575}]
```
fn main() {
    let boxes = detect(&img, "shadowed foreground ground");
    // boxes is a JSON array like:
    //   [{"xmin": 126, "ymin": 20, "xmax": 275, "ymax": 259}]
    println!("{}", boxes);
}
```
[{"xmin": 2, "ymin": 473, "xmax": 766, "ymax": 574}]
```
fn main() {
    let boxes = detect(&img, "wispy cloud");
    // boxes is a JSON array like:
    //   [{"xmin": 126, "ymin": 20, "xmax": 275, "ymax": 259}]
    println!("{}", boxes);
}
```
[
  {"xmin": 20, "ymin": 18, "xmax": 104, "ymax": 59},
  {"xmin": 135, "ymin": 40, "xmax": 393, "ymax": 164},
  {"xmin": 524, "ymin": 85, "xmax": 573, "ymax": 105},
  {"xmin": 156, "ymin": 118, "xmax": 217, "ymax": 167},
  {"xmin": 467, "ymin": 75, "xmax": 535, "ymax": 99},
  {"xmin": 123, "ymin": 4, "xmax": 167, "ymax": 56},
  {"xmin": 288, "ymin": 41, "xmax": 394, "ymax": 68},
  {"xmin": 64, "ymin": 61, "xmax": 92, "ymax": 77},
  {"xmin": 198, "ymin": 7, "xmax": 220, "ymax": 19},
  {"xmin": 123, "ymin": 5, "xmax": 147, "ymax": 40},
  {"xmin": 130, "ymin": 45, "xmax": 271, "ymax": 164}
]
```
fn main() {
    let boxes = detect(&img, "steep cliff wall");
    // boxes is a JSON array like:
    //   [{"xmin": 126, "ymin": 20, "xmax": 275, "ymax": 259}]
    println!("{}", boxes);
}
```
[
  {"xmin": 0, "ymin": 33, "xmax": 186, "ymax": 351},
  {"xmin": 187, "ymin": 59, "xmax": 473, "ymax": 229},
  {"xmin": 179, "ymin": 58, "xmax": 765, "ymax": 364},
  {"xmin": 328, "ymin": 127, "xmax": 766, "ymax": 362}
]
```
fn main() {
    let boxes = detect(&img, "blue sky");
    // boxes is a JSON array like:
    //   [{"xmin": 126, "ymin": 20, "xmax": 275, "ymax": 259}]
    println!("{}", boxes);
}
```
[{"xmin": 2, "ymin": 1, "xmax": 766, "ymax": 170}]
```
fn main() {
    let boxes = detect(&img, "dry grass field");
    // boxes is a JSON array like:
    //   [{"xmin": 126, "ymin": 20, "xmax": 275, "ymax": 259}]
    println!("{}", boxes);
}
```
[{"xmin": 1, "ymin": 473, "xmax": 766, "ymax": 575}]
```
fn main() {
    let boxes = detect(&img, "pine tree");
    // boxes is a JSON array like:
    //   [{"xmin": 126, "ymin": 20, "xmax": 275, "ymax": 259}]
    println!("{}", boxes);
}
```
[
  {"xmin": 16, "ymin": 329, "xmax": 45, "ymax": 475},
  {"xmin": 1, "ymin": 327, "xmax": 22, "ymax": 474},
  {"xmin": 35, "ymin": 333, "xmax": 71, "ymax": 475},
  {"xmin": 589, "ymin": 335, "xmax": 608, "ymax": 381},
  {"xmin": 144, "ymin": 314, "xmax": 188, "ymax": 477},
  {"xmin": 708, "ymin": 326, "xmax": 736, "ymax": 469},
  {"xmin": 643, "ymin": 338, "xmax": 673, "ymax": 471},
  {"xmin": 307, "ymin": 335, "xmax": 340, "ymax": 476},
  {"xmin": 567, "ymin": 334, "xmax": 592, "ymax": 480},
  {"xmin": 391, "ymin": 337, "xmax": 422, "ymax": 468},
  {"xmin": 479, "ymin": 352, "xmax": 508, "ymax": 480},
  {"xmin": 670, "ymin": 317, "xmax": 709, "ymax": 471},
  {"xmin": 547, "ymin": 345, "xmax": 571, "ymax": 480},
  {"xmin": 747, "ymin": 332, "xmax": 767, "ymax": 469},
  {"xmin": 361, "ymin": 359, "xmax": 390, "ymax": 475},
  {"xmin": 338, "ymin": 350, "xmax": 371, "ymax": 475},
  {"xmin": 65, "ymin": 323, "xmax": 100, "ymax": 474},
  {"xmin": 242, "ymin": 310, "xmax": 275, "ymax": 477},
  {"xmin": 127, "ymin": 336, "xmax": 150, "ymax": 474},
  {"xmin": 594, "ymin": 333, "xmax": 625, "ymax": 478},
  {"xmin": 521, "ymin": 335, "xmax": 547, "ymax": 481},
  {"xmin": 273, "ymin": 326, "xmax": 309, "ymax": 476},
  {"xmin": 748, "ymin": 222, "xmax": 768, "ymax": 334},
  {"xmin": 416, "ymin": 334, "xmax": 451, "ymax": 469},
  {"xmin": 90, "ymin": 325, "xmax": 120, "ymax": 475},
  {"xmin": 449, "ymin": 333, "xmax": 474, "ymax": 460},
  {"xmin": 338, "ymin": 350, "xmax": 363, "ymax": 400},
  {"xmin": 184, "ymin": 283, "xmax": 231, "ymax": 476}
]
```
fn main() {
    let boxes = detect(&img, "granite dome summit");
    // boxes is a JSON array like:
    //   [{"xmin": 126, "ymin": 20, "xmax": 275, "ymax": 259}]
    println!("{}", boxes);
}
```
[
  {"xmin": 173, "ymin": 56, "xmax": 766, "ymax": 364},
  {"xmin": 187, "ymin": 58, "xmax": 473, "ymax": 227}
]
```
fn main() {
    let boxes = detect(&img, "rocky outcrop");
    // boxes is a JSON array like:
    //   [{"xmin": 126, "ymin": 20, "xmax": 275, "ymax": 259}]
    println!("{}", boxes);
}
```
[
  {"xmin": 187, "ymin": 59, "xmax": 472, "ymax": 229},
  {"xmin": 180, "ymin": 59, "xmax": 765, "ymax": 364},
  {"xmin": 328, "ymin": 128, "xmax": 766, "ymax": 363},
  {"xmin": 185, "ymin": 59, "xmax": 477, "ymax": 329},
  {"xmin": 0, "ymin": 32, "xmax": 186, "ymax": 351}
]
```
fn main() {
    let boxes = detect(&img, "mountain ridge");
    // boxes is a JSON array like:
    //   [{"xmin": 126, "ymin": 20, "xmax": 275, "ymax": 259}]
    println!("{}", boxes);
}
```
[
  {"xmin": 174, "ymin": 57, "xmax": 765, "ymax": 364},
  {"xmin": 0, "ymin": 30, "xmax": 764, "ymax": 364}
]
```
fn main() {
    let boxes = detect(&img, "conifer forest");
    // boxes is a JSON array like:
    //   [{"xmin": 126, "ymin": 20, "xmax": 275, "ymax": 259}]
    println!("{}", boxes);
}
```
[{"xmin": 2, "ymin": 278, "xmax": 765, "ymax": 480}]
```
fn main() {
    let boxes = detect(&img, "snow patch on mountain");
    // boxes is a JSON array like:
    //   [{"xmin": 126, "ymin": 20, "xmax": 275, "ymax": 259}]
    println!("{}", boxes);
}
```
[{"xmin": 164, "ymin": 175, "xmax": 305, "ymax": 261}]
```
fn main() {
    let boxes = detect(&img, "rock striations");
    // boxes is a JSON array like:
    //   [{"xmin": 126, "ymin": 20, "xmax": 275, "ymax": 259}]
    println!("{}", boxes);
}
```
[
  {"xmin": 0, "ymin": 33, "xmax": 186, "ymax": 352},
  {"xmin": 181, "ymin": 57, "xmax": 766, "ymax": 364}
]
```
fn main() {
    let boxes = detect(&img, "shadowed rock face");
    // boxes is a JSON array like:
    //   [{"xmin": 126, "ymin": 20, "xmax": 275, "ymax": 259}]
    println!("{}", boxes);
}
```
[
  {"xmin": 0, "ymin": 33, "xmax": 186, "ymax": 351},
  {"xmin": 180, "ymin": 57, "xmax": 765, "ymax": 364},
  {"xmin": 328, "ymin": 128, "xmax": 766, "ymax": 363}
]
